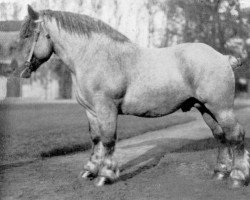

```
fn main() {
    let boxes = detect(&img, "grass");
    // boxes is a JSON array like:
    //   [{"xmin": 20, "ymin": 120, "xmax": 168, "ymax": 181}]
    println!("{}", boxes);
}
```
[
  {"xmin": 0, "ymin": 102, "xmax": 195, "ymax": 164},
  {"xmin": 0, "ymin": 101, "xmax": 247, "ymax": 165}
]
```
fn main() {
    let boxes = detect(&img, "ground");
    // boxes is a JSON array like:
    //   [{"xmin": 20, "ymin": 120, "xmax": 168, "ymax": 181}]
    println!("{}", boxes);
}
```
[{"xmin": 0, "ymin": 100, "xmax": 250, "ymax": 200}]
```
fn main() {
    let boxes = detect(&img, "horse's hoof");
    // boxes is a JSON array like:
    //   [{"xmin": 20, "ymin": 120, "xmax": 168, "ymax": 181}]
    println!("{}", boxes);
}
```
[
  {"xmin": 95, "ymin": 177, "xmax": 106, "ymax": 187},
  {"xmin": 213, "ymin": 172, "xmax": 227, "ymax": 181},
  {"xmin": 81, "ymin": 171, "xmax": 91, "ymax": 179},
  {"xmin": 80, "ymin": 171, "xmax": 96, "ymax": 180},
  {"xmin": 229, "ymin": 179, "xmax": 245, "ymax": 189}
]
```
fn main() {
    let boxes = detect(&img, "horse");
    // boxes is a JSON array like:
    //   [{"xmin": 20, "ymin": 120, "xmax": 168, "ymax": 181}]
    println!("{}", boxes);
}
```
[{"xmin": 13, "ymin": 5, "xmax": 249, "ymax": 188}]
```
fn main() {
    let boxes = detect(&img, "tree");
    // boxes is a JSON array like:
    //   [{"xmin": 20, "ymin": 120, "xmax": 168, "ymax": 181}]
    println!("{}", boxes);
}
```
[
  {"xmin": 146, "ymin": 0, "xmax": 250, "ymax": 94},
  {"xmin": 164, "ymin": 0, "xmax": 248, "ymax": 54},
  {"xmin": 7, "ymin": 59, "xmax": 21, "ymax": 97}
]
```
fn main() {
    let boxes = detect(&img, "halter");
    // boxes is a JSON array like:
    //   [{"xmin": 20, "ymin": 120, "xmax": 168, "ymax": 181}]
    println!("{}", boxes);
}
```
[{"xmin": 21, "ymin": 19, "xmax": 50, "ymax": 77}]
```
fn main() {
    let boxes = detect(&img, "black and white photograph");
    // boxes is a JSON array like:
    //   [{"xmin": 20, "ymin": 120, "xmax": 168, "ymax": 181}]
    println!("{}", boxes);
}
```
[{"xmin": 0, "ymin": 0, "xmax": 250, "ymax": 199}]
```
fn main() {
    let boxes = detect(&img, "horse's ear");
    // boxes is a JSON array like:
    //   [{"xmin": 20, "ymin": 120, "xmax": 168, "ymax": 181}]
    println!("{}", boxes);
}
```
[{"xmin": 27, "ymin": 5, "xmax": 39, "ymax": 20}]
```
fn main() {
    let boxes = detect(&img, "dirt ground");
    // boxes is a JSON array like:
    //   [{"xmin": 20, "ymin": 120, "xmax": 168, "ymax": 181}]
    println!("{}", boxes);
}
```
[{"xmin": 1, "ymin": 104, "xmax": 250, "ymax": 200}]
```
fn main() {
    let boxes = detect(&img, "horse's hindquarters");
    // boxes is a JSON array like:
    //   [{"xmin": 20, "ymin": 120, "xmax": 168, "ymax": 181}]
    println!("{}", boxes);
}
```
[{"xmin": 174, "ymin": 43, "xmax": 236, "ymax": 110}]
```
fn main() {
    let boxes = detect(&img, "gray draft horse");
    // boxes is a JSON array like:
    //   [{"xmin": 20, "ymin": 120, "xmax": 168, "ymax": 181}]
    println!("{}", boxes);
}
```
[{"xmin": 14, "ymin": 5, "xmax": 249, "ymax": 188}]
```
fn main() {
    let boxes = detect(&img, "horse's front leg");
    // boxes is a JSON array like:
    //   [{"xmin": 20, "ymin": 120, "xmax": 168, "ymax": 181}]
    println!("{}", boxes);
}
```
[
  {"xmin": 81, "ymin": 110, "xmax": 102, "ymax": 179},
  {"xmin": 82, "ymin": 97, "xmax": 119, "ymax": 186}
]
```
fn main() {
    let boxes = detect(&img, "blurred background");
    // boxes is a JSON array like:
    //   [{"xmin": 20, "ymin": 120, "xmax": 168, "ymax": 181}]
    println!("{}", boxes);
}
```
[{"xmin": 0, "ymin": 0, "xmax": 250, "ymax": 100}]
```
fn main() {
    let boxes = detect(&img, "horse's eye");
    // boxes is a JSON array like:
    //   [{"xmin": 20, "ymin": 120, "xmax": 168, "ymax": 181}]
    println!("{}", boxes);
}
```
[{"xmin": 21, "ymin": 33, "xmax": 31, "ymax": 39}]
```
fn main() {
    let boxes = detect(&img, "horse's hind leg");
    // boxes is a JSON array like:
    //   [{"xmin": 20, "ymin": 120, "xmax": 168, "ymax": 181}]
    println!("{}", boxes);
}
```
[
  {"xmin": 83, "ymin": 97, "xmax": 119, "ymax": 186},
  {"xmin": 215, "ymin": 110, "xmax": 249, "ymax": 188},
  {"xmin": 196, "ymin": 105, "xmax": 232, "ymax": 180}
]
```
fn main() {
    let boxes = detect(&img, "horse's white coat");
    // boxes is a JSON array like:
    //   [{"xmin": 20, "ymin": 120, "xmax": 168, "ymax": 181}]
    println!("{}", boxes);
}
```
[
  {"xmin": 40, "ymin": 16, "xmax": 237, "ymax": 118},
  {"xmin": 15, "ymin": 7, "xmax": 249, "ymax": 187}
]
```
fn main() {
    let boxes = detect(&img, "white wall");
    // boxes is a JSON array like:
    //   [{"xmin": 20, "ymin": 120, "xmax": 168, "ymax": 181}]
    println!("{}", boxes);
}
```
[
  {"xmin": 0, "ymin": 76, "xmax": 7, "ymax": 100},
  {"xmin": 22, "ymin": 78, "xmax": 59, "ymax": 99}
]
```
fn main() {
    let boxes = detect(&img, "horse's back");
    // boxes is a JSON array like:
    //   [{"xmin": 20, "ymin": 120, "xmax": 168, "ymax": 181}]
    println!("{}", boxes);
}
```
[{"xmin": 146, "ymin": 43, "xmax": 235, "ymax": 105}]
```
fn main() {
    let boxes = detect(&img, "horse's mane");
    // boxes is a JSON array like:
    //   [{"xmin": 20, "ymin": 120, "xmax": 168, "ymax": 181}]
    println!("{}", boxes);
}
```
[{"xmin": 20, "ymin": 9, "xmax": 130, "ymax": 43}]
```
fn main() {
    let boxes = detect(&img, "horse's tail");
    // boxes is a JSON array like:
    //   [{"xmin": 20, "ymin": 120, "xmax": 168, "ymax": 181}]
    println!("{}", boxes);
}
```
[{"xmin": 228, "ymin": 55, "xmax": 242, "ymax": 70}]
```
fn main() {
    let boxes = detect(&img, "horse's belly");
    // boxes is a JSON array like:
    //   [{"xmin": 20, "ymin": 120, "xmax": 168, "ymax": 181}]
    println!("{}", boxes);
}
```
[
  {"xmin": 120, "ymin": 52, "xmax": 192, "ymax": 117},
  {"xmin": 121, "ymin": 97, "xmax": 183, "ymax": 117},
  {"xmin": 121, "ymin": 86, "xmax": 189, "ymax": 117}
]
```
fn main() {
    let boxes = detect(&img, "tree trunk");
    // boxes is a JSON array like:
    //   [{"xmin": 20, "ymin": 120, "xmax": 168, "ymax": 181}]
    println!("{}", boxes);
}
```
[{"xmin": 58, "ymin": 68, "xmax": 72, "ymax": 99}]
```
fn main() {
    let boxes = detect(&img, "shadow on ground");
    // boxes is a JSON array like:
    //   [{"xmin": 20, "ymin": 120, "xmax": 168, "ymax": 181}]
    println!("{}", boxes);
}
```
[
  {"xmin": 118, "ymin": 137, "xmax": 250, "ymax": 182},
  {"xmin": 40, "ymin": 143, "xmax": 92, "ymax": 158},
  {"xmin": 67, "ymin": 136, "xmax": 250, "ymax": 200},
  {"xmin": 90, "ymin": 137, "xmax": 250, "ymax": 200}
]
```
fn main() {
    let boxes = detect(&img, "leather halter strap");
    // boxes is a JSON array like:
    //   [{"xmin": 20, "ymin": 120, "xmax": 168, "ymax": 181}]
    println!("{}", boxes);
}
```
[
  {"xmin": 20, "ymin": 19, "xmax": 50, "ymax": 78},
  {"xmin": 26, "ymin": 19, "xmax": 50, "ymax": 64}
]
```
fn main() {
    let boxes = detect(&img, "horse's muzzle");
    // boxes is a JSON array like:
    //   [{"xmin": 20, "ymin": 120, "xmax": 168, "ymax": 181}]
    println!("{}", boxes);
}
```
[{"xmin": 13, "ymin": 61, "xmax": 33, "ymax": 78}]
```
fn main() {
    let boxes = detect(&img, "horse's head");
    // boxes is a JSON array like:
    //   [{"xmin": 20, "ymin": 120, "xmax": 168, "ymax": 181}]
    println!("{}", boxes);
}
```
[{"xmin": 13, "ymin": 5, "xmax": 53, "ymax": 78}]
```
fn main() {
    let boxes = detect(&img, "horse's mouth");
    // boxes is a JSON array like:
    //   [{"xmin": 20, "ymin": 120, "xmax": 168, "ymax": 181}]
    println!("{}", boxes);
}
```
[
  {"xmin": 13, "ymin": 67, "xmax": 32, "ymax": 78},
  {"xmin": 13, "ymin": 63, "xmax": 32, "ymax": 78},
  {"xmin": 20, "ymin": 67, "xmax": 32, "ymax": 78}
]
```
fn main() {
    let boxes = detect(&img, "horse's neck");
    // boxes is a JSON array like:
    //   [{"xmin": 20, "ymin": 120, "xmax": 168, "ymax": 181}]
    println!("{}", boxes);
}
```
[
  {"xmin": 49, "ymin": 28, "xmax": 110, "ymax": 72},
  {"xmin": 45, "ymin": 20, "xmax": 139, "ymax": 76},
  {"xmin": 47, "ymin": 29, "xmax": 86, "ymax": 72}
]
